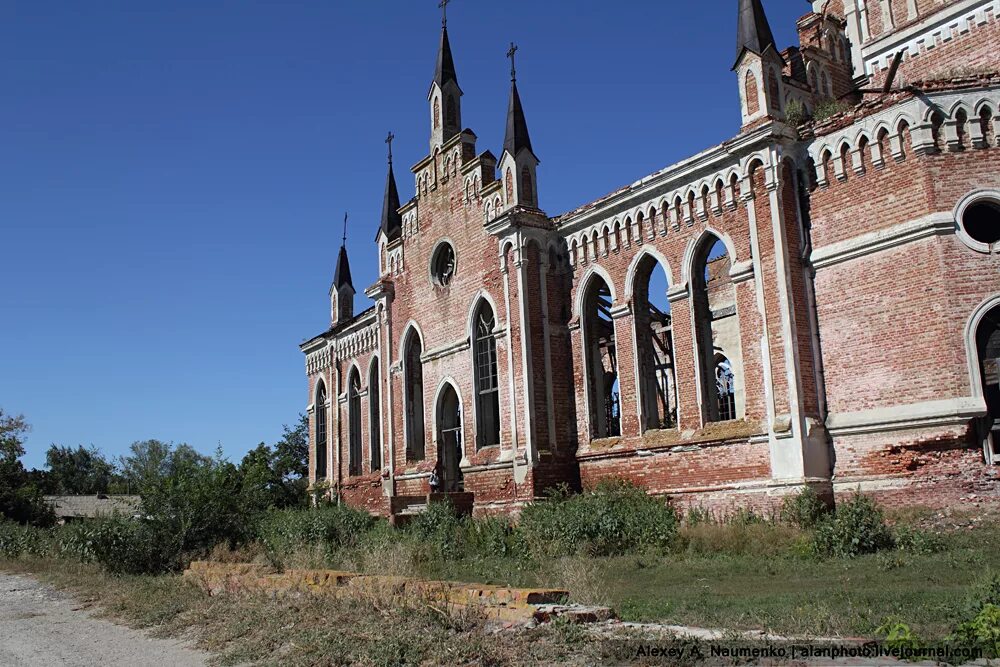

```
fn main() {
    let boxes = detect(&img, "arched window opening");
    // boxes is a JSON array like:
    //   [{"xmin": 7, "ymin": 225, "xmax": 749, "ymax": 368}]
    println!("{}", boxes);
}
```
[
  {"xmin": 315, "ymin": 382, "xmax": 328, "ymax": 479},
  {"xmin": 348, "ymin": 369, "xmax": 362, "ymax": 477},
  {"xmin": 692, "ymin": 237, "xmax": 744, "ymax": 423},
  {"xmin": 963, "ymin": 199, "xmax": 1000, "ymax": 245},
  {"xmin": 980, "ymin": 107, "xmax": 996, "ymax": 146},
  {"xmin": 433, "ymin": 97, "xmax": 441, "ymax": 130},
  {"xmin": 821, "ymin": 71, "xmax": 831, "ymax": 99},
  {"xmin": 369, "ymin": 361, "xmax": 382, "ymax": 472},
  {"xmin": 473, "ymin": 302, "xmax": 501, "ymax": 448},
  {"xmin": 634, "ymin": 257, "xmax": 677, "ymax": 431},
  {"xmin": 745, "ymin": 71, "xmax": 760, "ymax": 115},
  {"xmin": 931, "ymin": 111, "xmax": 945, "ymax": 152},
  {"xmin": 976, "ymin": 305, "xmax": 1000, "ymax": 464},
  {"xmin": 583, "ymin": 276, "xmax": 620, "ymax": 439},
  {"xmin": 715, "ymin": 355, "xmax": 737, "ymax": 422},
  {"xmin": 436, "ymin": 384, "xmax": 464, "ymax": 491},
  {"xmin": 521, "ymin": 167, "xmax": 533, "ymax": 206},
  {"xmin": 767, "ymin": 68, "xmax": 780, "ymax": 110},
  {"xmin": 839, "ymin": 143, "xmax": 851, "ymax": 177},
  {"xmin": 404, "ymin": 332, "xmax": 425, "ymax": 460},
  {"xmin": 956, "ymin": 109, "xmax": 969, "ymax": 150},
  {"xmin": 505, "ymin": 168, "xmax": 514, "ymax": 202},
  {"xmin": 445, "ymin": 95, "xmax": 457, "ymax": 127}
]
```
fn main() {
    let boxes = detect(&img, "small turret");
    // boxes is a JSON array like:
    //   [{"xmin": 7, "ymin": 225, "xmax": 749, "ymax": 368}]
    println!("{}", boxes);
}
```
[
  {"xmin": 428, "ymin": 3, "xmax": 463, "ymax": 151},
  {"xmin": 330, "ymin": 214, "xmax": 355, "ymax": 326},
  {"xmin": 733, "ymin": 0, "xmax": 786, "ymax": 127},
  {"xmin": 498, "ymin": 42, "xmax": 539, "ymax": 210}
]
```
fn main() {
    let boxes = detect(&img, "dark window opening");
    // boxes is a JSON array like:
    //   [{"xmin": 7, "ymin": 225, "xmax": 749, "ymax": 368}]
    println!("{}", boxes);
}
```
[
  {"xmin": 584, "ymin": 277, "xmax": 620, "ymax": 439},
  {"xmin": 964, "ymin": 200, "xmax": 1000, "ymax": 245},
  {"xmin": 976, "ymin": 305, "xmax": 1000, "ymax": 464},
  {"xmin": 635, "ymin": 258, "xmax": 677, "ymax": 431},
  {"xmin": 348, "ymin": 371, "xmax": 362, "ymax": 477},
  {"xmin": 369, "ymin": 361, "xmax": 382, "ymax": 472},
  {"xmin": 473, "ymin": 303, "xmax": 501, "ymax": 448},
  {"xmin": 432, "ymin": 243, "xmax": 456, "ymax": 286},
  {"xmin": 404, "ymin": 333, "xmax": 426, "ymax": 460},
  {"xmin": 715, "ymin": 355, "xmax": 737, "ymax": 422},
  {"xmin": 693, "ymin": 237, "xmax": 741, "ymax": 423},
  {"xmin": 315, "ymin": 384, "xmax": 328, "ymax": 479},
  {"xmin": 446, "ymin": 95, "xmax": 457, "ymax": 127}
]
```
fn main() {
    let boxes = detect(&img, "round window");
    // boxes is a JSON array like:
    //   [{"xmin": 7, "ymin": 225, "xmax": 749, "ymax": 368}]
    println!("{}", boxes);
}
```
[
  {"xmin": 431, "ymin": 242, "xmax": 456, "ymax": 286},
  {"xmin": 963, "ymin": 200, "xmax": 1000, "ymax": 245}
]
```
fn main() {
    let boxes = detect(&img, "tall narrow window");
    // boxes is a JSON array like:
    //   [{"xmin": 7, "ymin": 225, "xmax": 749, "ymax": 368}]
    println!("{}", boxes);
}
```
[
  {"xmin": 976, "ymin": 304, "xmax": 1000, "ymax": 464},
  {"xmin": 348, "ymin": 370, "xmax": 362, "ymax": 476},
  {"xmin": 520, "ymin": 167, "xmax": 533, "ymax": 206},
  {"xmin": 369, "ymin": 360, "xmax": 382, "ymax": 472},
  {"xmin": 404, "ymin": 331, "xmax": 426, "ymax": 460},
  {"xmin": 315, "ymin": 382, "xmax": 328, "ymax": 480},
  {"xmin": 473, "ymin": 302, "xmax": 501, "ymax": 448},
  {"xmin": 446, "ymin": 95, "xmax": 457, "ymax": 127},
  {"xmin": 634, "ymin": 256, "xmax": 677, "ymax": 431},
  {"xmin": 583, "ymin": 276, "xmax": 620, "ymax": 438},
  {"xmin": 692, "ymin": 235, "xmax": 743, "ymax": 423}
]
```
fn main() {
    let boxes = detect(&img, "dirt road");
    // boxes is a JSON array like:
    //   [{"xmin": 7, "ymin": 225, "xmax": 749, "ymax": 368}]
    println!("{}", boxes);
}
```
[{"xmin": 0, "ymin": 571, "xmax": 208, "ymax": 667}]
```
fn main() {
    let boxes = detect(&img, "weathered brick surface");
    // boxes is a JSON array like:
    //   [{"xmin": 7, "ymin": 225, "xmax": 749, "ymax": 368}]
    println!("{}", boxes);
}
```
[{"xmin": 301, "ymin": 2, "xmax": 1000, "ymax": 518}]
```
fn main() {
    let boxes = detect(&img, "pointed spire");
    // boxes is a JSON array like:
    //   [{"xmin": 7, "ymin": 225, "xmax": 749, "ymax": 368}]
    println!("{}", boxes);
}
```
[
  {"xmin": 380, "ymin": 132, "xmax": 402, "ymax": 241},
  {"xmin": 503, "ymin": 43, "xmax": 533, "ymax": 159},
  {"xmin": 433, "ymin": 22, "xmax": 458, "ymax": 88},
  {"xmin": 333, "ymin": 213, "xmax": 353, "ymax": 290},
  {"xmin": 734, "ymin": 0, "xmax": 779, "ymax": 69}
]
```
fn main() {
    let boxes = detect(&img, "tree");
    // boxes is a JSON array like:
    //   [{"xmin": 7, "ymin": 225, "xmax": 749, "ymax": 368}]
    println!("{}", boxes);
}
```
[
  {"xmin": 117, "ymin": 439, "xmax": 173, "ymax": 492},
  {"xmin": 273, "ymin": 414, "xmax": 309, "ymax": 505},
  {"xmin": 45, "ymin": 445, "xmax": 116, "ymax": 495},
  {"xmin": 0, "ymin": 409, "xmax": 54, "ymax": 526}
]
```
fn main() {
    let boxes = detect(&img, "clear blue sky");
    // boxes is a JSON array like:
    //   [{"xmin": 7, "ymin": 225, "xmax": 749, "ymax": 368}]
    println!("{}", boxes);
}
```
[{"xmin": 1, "ymin": 0, "xmax": 806, "ymax": 470}]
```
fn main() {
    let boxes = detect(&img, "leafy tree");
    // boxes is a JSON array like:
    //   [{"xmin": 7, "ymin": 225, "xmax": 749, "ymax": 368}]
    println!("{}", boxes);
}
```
[
  {"xmin": 272, "ymin": 414, "xmax": 309, "ymax": 505},
  {"xmin": 116, "ymin": 439, "xmax": 173, "ymax": 492},
  {"xmin": 44, "ymin": 445, "xmax": 116, "ymax": 495},
  {"xmin": 0, "ymin": 409, "xmax": 54, "ymax": 526}
]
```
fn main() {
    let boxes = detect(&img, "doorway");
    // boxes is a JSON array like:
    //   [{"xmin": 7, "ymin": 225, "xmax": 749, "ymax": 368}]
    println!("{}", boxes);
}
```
[
  {"xmin": 977, "ymin": 304, "xmax": 1000, "ymax": 464},
  {"xmin": 436, "ymin": 384, "xmax": 464, "ymax": 492}
]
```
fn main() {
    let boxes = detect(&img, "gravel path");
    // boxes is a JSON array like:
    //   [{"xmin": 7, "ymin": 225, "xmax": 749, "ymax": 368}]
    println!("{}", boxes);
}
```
[{"xmin": 0, "ymin": 571, "xmax": 208, "ymax": 667}]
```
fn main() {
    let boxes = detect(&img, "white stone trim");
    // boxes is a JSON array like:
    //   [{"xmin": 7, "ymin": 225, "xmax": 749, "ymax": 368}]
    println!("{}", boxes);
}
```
[
  {"xmin": 955, "ymin": 189, "xmax": 1000, "ymax": 254},
  {"xmin": 826, "ymin": 396, "xmax": 987, "ymax": 435},
  {"xmin": 810, "ymin": 212, "xmax": 955, "ymax": 269},
  {"xmin": 421, "ymin": 338, "xmax": 471, "ymax": 363}
]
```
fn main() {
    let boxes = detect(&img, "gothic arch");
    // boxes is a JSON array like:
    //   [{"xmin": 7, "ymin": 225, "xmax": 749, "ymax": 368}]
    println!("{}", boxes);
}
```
[
  {"xmin": 466, "ymin": 290, "xmax": 502, "ymax": 342},
  {"xmin": 574, "ymin": 264, "xmax": 618, "ymax": 320},
  {"xmin": 398, "ymin": 321, "xmax": 426, "ymax": 361},
  {"xmin": 624, "ymin": 246, "xmax": 675, "ymax": 302},
  {"xmin": 968, "ymin": 294, "xmax": 1000, "ymax": 401},
  {"xmin": 682, "ymin": 227, "xmax": 740, "ymax": 285}
]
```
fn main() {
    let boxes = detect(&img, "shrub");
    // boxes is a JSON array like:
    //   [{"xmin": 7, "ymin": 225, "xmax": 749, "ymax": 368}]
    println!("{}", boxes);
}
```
[
  {"xmin": 85, "ymin": 518, "xmax": 179, "ymax": 575},
  {"xmin": 953, "ymin": 604, "xmax": 1000, "ymax": 657},
  {"xmin": 784, "ymin": 99, "xmax": 807, "ymax": 127},
  {"xmin": 458, "ymin": 515, "xmax": 527, "ymax": 560},
  {"xmin": 683, "ymin": 506, "xmax": 713, "ymax": 527},
  {"xmin": 892, "ymin": 525, "xmax": 944, "ymax": 555},
  {"xmin": 0, "ymin": 521, "xmax": 51, "ymax": 559},
  {"xmin": 780, "ymin": 487, "xmax": 830, "ymax": 529},
  {"xmin": 813, "ymin": 99, "xmax": 852, "ymax": 122},
  {"xmin": 55, "ymin": 522, "xmax": 99, "ymax": 563},
  {"xmin": 257, "ymin": 505, "xmax": 377, "ymax": 564},
  {"xmin": 519, "ymin": 480, "xmax": 678, "ymax": 557},
  {"xmin": 812, "ymin": 493, "xmax": 894, "ymax": 558}
]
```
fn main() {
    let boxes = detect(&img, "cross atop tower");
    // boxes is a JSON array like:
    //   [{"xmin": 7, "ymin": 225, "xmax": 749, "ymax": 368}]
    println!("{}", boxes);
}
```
[
  {"xmin": 385, "ymin": 131, "xmax": 395, "ymax": 165},
  {"xmin": 506, "ymin": 42, "xmax": 518, "ymax": 82},
  {"xmin": 439, "ymin": 0, "xmax": 450, "ymax": 27},
  {"xmin": 342, "ymin": 212, "xmax": 348, "ymax": 246}
]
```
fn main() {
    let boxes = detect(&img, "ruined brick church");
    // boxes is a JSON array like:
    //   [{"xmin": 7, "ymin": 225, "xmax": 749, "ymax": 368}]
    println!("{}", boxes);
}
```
[{"xmin": 301, "ymin": 0, "xmax": 1000, "ymax": 518}]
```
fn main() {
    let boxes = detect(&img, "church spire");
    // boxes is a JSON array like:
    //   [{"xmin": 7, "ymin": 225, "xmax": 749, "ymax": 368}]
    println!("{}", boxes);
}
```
[
  {"xmin": 734, "ymin": 0, "xmax": 779, "ymax": 69},
  {"xmin": 333, "ymin": 213, "xmax": 353, "ymax": 291},
  {"xmin": 503, "ymin": 42, "xmax": 534, "ymax": 160},
  {"xmin": 428, "ymin": 0, "xmax": 462, "ymax": 150},
  {"xmin": 379, "ymin": 132, "xmax": 402, "ymax": 241}
]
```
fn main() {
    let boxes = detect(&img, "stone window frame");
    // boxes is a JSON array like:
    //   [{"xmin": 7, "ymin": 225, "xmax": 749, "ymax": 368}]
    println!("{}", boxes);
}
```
[{"xmin": 955, "ymin": 189, "xmax": 1000, "ymax": 254}]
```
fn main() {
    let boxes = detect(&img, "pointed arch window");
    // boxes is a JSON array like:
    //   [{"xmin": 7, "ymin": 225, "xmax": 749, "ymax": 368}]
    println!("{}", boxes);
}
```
[
  {"xmin": 404, "ymin": 331, "xmax": 426, "ymax": 460},
  {"xmin": 520, "ymin": 167, "xmax": 533, "ymax": 206},
  {"xmin": 583, "ymin": 276, "xmax": 620, "ymax": 439},
  {"xmin": 446, "ymin": 95, "xmax": 457, "ymax": 127},
  {"xmin": 369, "ymin": 360, "xmax": 382, "ymax": 472},
  {"xmin": 473, "ymin": 302, "xmax": 501, "ymax": 448},
  {"xmin": 315, "ymin": 382, "xmax": 328, "ymax": 479},
  {"xmin": 634, "ymin": 256, "xmax": 677, "ymax": 431},
  {"xmin": 433, "ymin": 97, "xmax": 441, "ymax": 130},
  {"xmin": 715, "ymin": 355, "xmax": 737, "ymax": 422},
  {"xmin": 348, "ymin": 370, "xmax": 362, "ymax": 476}
]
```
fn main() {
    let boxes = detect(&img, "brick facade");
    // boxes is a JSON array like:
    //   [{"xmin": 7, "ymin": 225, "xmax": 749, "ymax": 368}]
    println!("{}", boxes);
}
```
[{"xmin": 301, "ymin": 0, "xmax": 1000, "ymax": 518}]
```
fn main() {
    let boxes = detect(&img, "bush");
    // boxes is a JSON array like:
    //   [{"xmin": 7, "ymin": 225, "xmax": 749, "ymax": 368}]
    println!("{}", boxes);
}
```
[
  {"xmin": 54, "ymin": 522, "xmax": 99, "ymax": 563},
  {"xmin": 780, "ymin": 487, "xmax": 830, "ymax": 529},
  {"xmin": 784, "ymin": 99, "xmax": 807, "ymax": 127},
  {"xmin": 257, "ymin": 505, "xmax": 377, "ymax": 563},
  {"xmin": 953, "ymin": 604, "xmax": 1000, "ymax": 657},
  {"xmin": 812, "ymin": 493, "xmax": 894, "ymax": 558},
  {"xmin": 0, "ymin": 521, "xmax": 51, "ymax": 559},
  {"xmin": 892, "ymin": 525, "xmax": 944, "ymax": 555},
  {"xmin": 85, "ymin": 518, "xmax": 179, "ymax": 575},
  {"xmin": 519, "ymin": 481, "xmax": 678, "ymax": 557}
]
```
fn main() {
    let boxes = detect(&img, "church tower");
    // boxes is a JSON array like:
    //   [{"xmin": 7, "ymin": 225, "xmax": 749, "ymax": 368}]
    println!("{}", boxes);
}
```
[
  {"xmin": 734, "ymin": 0, "xmax": 785, "ymax": 127},
  {"xmin": 330, "ymin": 215, "xmax": 355, "ymax": 327},
  {"xmin": 498, "ymin": 43, "xmax": 539, "ymax": 210},
  {"xmin": 428, "ymin": 6, "xmax": 462, "ymax": 151}
]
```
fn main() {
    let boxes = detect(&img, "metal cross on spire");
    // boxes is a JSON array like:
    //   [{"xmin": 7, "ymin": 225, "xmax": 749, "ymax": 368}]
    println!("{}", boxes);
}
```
[
  {"xmin": 439, "ymin": 0, "xmax": 450, "ymax": 27},
  {"xmin": 506, "ymin": 42, "xmax": 518, "ymax": 82},
  {"xmin": 342, "ymin": 212, "xmax": 348, "ymax": 246},
  {"xmin": 385, "ymin": 131, "xmax": 395, "ymax": 165}
]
